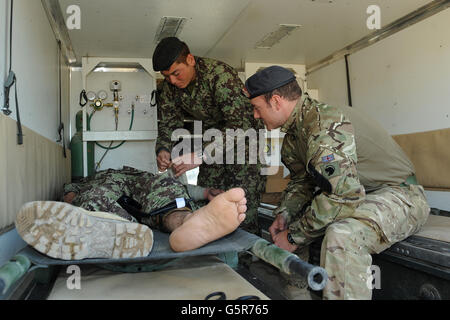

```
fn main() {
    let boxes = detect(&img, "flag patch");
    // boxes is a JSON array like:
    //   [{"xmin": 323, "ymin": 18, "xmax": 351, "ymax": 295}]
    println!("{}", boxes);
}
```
[{"xmin": 322, "ymin": 154, "xmax": 335, "ymax": 163}]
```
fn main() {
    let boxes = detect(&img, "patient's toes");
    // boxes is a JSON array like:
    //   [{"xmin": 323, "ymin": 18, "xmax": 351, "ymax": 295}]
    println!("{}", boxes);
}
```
[
  {"xmin": 238, "ymin": 204, "xmax": 247, "ymax": 214},
  {"xmin": 222, "ymin": 188, "xmax": 245, "ymax": 203}
]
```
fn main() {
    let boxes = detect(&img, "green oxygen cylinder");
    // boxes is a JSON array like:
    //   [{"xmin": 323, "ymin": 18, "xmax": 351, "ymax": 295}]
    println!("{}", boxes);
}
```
[{"xmin": 70, "ymin": 110, "xmax": 95, "ymax": 180}]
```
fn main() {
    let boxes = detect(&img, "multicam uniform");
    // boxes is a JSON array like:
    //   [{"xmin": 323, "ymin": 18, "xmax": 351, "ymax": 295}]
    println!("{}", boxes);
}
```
[
  {"xmin": 274, "ymin": 94, "xmax": 430, "ymax": 300},
  {"xmin": 156, "ymin": 57, "xmax": 267, "ymax": 234},
  {"xmin": 64, "ymin": 166, "xmax": 204, "ymax": 229}
]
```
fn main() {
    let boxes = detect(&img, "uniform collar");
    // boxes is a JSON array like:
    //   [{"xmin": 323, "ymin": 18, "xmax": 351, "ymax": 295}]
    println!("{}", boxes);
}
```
[
  {"xmin": 280, "ymin": 94, "xmax": 306, "ymax": 133},
  {"xmin": 184, "ymin": 56, "xmax": 202, "ymax": 94},
  {"xmin": 192, "ymin": 56, "xmax": 203, "ymax": 83}
]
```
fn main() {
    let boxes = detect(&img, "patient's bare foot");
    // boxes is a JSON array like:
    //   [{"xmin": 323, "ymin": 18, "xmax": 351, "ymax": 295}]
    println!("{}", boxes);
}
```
[{"xmin": 169, "ymin": 188, "xmax": 247, "ymax": 252}]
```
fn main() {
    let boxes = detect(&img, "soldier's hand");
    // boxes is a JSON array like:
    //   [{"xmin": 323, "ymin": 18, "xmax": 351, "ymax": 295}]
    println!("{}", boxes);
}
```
[
  {"xmin": 172, "ymin": 152, "xmax": 202, "ymax": 177},
  {"xmin": 273, "ymin": 230, "xmax": 299, "ymax": 253},
  {"xmin": 269, "ymin": 214, "xmax": 287, "ymax": 240},
  {"xmin": 157, "ymin": 150, "xmax": 172, "ymax": 171},
  {"xmin": 63, "ymin": 192, "xmax": 77, "ymax": 204}
]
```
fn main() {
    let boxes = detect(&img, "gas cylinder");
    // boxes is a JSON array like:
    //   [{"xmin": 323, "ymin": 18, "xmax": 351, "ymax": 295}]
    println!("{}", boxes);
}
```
[{"xmin": 70, "ymin": 110, "xmax": 95, "ymax": 180}]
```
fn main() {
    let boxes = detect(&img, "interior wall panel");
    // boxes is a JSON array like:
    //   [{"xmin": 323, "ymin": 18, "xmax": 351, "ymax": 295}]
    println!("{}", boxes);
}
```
[{"xmin": 0, "ymin": 114, "xmax": 71, "ymax": 231}]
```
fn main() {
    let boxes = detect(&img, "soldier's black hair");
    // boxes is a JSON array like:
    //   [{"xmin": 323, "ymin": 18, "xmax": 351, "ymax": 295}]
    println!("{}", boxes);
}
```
[
  {"xmin": 263, "ymin": 80, "xmax": 302, "ymax": 103},
  {"xmin": 174, "ymin": 41, "xmax": 191, "ymax": 65}
]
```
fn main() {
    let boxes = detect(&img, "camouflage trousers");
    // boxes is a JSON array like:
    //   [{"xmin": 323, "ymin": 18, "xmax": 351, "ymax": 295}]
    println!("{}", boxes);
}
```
[
  {"xmin": 321, "ymin": 184, "xmax": 430, "ymax": 300},
  {"xmin": 197, "ymin": 162, "xmax": 267, "ymax": 234},
  {"xmin": 64, "ymin": 167, "xmax": 194, "ymax": 229}
]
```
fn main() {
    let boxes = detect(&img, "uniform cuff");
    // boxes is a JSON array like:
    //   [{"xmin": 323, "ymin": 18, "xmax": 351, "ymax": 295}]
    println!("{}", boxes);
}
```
[{"xmin": 186, "ymin": 185, "xmax": 207, "ymax": 201}]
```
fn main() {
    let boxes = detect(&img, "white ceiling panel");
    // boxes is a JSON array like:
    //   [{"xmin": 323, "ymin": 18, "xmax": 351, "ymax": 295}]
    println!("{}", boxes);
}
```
[
  {"xmin": 58, "ymin": 0, "xmax": 436, "ymax": 69},
  {"xmin": 208, "ymin": 0, "xmax": 434, "ymax": 68},
  {"xmin": 58, "ymin": 0, "xmax": 252, "ymax": 64}
]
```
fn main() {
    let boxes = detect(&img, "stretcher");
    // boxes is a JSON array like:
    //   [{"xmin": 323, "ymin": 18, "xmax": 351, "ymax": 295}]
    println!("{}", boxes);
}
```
[{"xmin": 0, "ymin": 228, "xmax": 327, "ymax": 300}]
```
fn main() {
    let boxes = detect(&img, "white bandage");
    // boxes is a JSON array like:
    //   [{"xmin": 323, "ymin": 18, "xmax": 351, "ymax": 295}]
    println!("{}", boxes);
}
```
[{"xmin": 175, "ymin": 198, "xmax": 186, "ymax": 208}]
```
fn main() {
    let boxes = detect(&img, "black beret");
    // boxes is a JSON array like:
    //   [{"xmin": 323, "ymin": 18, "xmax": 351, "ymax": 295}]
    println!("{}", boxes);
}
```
[
  {"xmin": 152, "ymin": 37, "xmax": 185, "ymax": 72},
  {"xmin": 244, "ymin": 66, "xmax": 296, "ymax": 99}
]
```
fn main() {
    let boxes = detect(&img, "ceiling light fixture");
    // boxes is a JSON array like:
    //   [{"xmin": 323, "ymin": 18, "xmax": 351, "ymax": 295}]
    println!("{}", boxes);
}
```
[{"xmin": 92, "ymin": 62, "xmax": 145, "ymax": 73}]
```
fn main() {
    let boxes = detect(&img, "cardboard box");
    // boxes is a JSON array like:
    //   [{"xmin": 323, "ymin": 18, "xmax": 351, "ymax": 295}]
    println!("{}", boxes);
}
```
[
  {"xmin": 265, "ymin": 178, "xmax": 290, "ymax": 193},
  {"xmin": 261, "ymin": 193, "xmax": 283, "ymax": 205},
  {"xmin": 265, "ymin": 166, "xmax": 290, "ymax": 193}
]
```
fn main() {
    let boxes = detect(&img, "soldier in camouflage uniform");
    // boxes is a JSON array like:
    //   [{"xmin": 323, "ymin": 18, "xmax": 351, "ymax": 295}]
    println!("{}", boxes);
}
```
[
  {"xmin": 244, "ymin": 66, "xmax": 430, "ymax": 300},
  {"xmin": 152, "ymin": 37, "xmax": 266, "ymax": 234}
]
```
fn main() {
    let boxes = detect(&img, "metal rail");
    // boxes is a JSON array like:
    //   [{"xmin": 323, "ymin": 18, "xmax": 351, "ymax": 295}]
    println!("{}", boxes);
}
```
[{"xmin": 306, "ymin": 0, "xmax": 450, "ymax": 75}]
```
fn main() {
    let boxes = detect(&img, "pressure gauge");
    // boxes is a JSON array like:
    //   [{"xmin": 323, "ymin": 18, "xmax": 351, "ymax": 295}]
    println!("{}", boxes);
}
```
[
  {"xmin": 86, "ymin": 91, "xmax": 97, "ymax": 101},
  {"xmin": 98, "ymin": 90, "xmax": 108, "ymax": 100},
  {"xmin": 93, "ymin": 99, "xmax": 103, "ymax": 111}
]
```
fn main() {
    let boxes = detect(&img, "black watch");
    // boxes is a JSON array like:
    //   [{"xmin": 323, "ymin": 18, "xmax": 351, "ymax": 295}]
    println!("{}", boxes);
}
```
[{"xmin": 287, "ymin": 232, "xmax": 296, "ymax": 245}]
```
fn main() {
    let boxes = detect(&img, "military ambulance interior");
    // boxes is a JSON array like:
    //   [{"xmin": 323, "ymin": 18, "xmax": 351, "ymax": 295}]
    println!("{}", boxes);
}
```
[{"xmin": 1, "ymin": 0, "xmax": 449, "ymax": 300}]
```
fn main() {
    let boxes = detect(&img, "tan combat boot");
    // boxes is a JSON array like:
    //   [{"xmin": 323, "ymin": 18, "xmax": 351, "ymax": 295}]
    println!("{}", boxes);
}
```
[{"xmin": 15, "ymin": 201, "xmax": 153, "ymax": 260}]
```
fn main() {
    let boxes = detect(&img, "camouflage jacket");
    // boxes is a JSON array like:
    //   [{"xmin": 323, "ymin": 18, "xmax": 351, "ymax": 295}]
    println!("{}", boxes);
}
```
[
  {"xmin": 274, "ymin": 94, "xmax": 366, "ymax": 244},
  {"xmin": 64, "ymin": 166, "xmax": 207, "ymax": 201},
  {"xmin": 156, "ymin": 57, "xmax": 264, "ymax": 155}
]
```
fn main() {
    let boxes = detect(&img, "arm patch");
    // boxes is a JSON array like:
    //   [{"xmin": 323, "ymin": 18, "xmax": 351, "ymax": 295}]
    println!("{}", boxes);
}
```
[{"xmin": 320, "ymin": 161, "xmax": 341, "ymax": 179}]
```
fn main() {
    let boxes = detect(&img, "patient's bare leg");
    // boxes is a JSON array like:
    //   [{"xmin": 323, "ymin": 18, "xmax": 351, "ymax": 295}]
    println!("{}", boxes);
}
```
[
  {"xmin": 162, "ymin": 209, "xmax": 193, "ymax": 232},
  {"xmin": 169, "ymin": 188, "xmax": 247, "ymax": 252}
]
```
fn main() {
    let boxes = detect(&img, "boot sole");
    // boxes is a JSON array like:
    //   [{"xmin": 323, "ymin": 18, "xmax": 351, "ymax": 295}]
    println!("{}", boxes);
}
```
[{"xmin": 15, "ymin": 201, "xmax": 153, "ymax": 260}]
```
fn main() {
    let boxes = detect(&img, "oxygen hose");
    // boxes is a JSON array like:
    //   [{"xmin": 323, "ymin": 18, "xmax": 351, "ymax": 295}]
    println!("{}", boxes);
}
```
[
  {"xmin": 91, "ymin": 108, "xmax": 134, "ymax": 150},
  {"xmin": 86, "ymin": 104, "xmax": 135, "ymax": 171}
]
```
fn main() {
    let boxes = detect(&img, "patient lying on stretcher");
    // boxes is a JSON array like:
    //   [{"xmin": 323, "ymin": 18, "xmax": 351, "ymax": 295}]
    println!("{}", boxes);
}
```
[{"xmin": 14, "ymin": 167, "xmax": 247, "ymax": 260}]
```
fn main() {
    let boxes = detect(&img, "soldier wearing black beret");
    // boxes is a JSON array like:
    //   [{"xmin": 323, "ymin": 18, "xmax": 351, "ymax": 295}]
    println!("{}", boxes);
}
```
[{"xmin": 244, "ymin": 66, "xmax": 429, "ymax": 300}]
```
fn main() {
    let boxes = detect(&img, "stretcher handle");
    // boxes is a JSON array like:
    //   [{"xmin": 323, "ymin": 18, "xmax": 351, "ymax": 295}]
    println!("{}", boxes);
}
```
[{"xmin": 250, "ymin": 239, "xmax": 328, "ymax": 291}]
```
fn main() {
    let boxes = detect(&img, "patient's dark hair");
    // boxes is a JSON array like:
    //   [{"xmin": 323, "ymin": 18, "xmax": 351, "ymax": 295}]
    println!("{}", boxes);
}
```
[{"xmin": 264, "ymin": 80, "xmax": 302, "ymax": 103}]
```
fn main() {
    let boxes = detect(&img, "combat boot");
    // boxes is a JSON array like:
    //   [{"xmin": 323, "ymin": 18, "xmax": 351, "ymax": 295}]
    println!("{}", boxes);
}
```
[{"xmin": 15, "ymin": 201, "xmax": 153, "ymax": 260}]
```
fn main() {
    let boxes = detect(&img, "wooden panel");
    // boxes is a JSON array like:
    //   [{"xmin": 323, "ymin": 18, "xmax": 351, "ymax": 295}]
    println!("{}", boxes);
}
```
[{"xmin": 393, "ymin": 128, "xmax": 450, "ymax": 190}]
